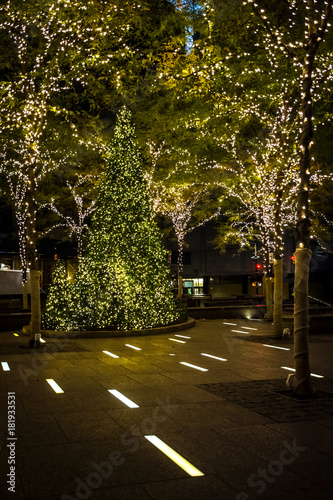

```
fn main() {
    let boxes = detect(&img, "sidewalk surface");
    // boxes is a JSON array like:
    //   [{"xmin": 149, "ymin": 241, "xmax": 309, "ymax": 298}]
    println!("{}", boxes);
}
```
[{"xmin": 0, "ymin": 318, "xmax": 333, "ymax": 500}]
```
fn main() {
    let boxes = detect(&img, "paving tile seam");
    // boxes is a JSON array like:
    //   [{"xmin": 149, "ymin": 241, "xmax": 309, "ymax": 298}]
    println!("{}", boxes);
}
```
[
  {"xmin": 2, "ymin": 320, "xmax": 332, "ymax": 500},
  {"xmin": 263, "ymin": 424, "xmax": 333, "ymax": 458},
  {"xmin": 142, "ymin": 474, "xmax": 240, "ymax": 496}
]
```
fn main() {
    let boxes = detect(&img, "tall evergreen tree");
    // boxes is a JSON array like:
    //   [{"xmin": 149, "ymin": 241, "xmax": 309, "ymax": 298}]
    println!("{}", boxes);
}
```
[
  {"xmin": 43, "ymin": 262, "xmax": 76, "ymax": 331},
  {"xmin": 44, "ymin": 107, "xmax": 179, "ymax": 330}
]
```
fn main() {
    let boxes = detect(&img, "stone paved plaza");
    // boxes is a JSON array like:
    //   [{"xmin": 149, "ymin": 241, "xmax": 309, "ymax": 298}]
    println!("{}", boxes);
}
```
[{"xmin": 1, "ymin": 318, "xmax": 333, "ymax": 500}]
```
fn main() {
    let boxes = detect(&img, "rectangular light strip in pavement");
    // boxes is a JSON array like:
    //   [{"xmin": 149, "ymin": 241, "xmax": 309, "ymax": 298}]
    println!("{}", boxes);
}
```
[
  {"xmin": 223, "ymin": 322, "xmax": 237, "ymax": 326},
  {"xmin": 231, "ymin": 330, "xmax": 249, "ymax": 334},
  {"xmin": 125, "ymin": 344, "xmax": 141, "ymax": 351},
  {"xmin": 180, "ymin": 362, "xmax": 208, "ymax": 372},
  {"xmin": 145, "ymin": 435, "xmax": 204, "ymax": 477},
  {"xmin": 242, "ymin": 327, "xmax": 258, "ymax": 331},
  {"xmin": 174, "ymin": 334, "xmax": 191, "ymax": 339},
  {"xmin": 103, "ymin": 350, "xmax": 119, "ymax": 358},
  {"xmin": 281, "ymin": 366, "xmax": 324, "ymax": 378},
  {"xmin": 169, "ymin": 338, "xmax": 186, "ymax": 343},
  {"xmin": 108, "ymin": 389, "xmax": 139, "ymax": 408},
  {"xmin": 201, "ymin": 353, "xmax": 227, "ymax": 362},
  {"xmin": 1, "ymin": 362, "xmax": 10, "ymax": 371},
  {"xmin": 263, "ymin": 344, "xmax": 290, "ymax": 351},
  {"xmin": 46, "ymin": 379, "xmax": 64, "ymax": 393}
]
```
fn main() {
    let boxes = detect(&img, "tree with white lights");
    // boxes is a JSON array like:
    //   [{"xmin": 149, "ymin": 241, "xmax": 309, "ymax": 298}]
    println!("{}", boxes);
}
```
[
  {"xmin": 240, "ymin": 0, "xmax": 333, "ymax": 396},
  {"xmin": 215, "ymin": 102, "xmax": 299, "ymax": 336},
  {"xmin": 42, "ymin": 261, "xmax": 76, "ymax": 331},
  {"xmin": 156, "ymin": 0, "xmax": 333, "ymax": 394},
  {"xmin": 1, "ymin": 0, "xmax": 172, "ymax": 342},
  {"xmin": 41, "ymin": 175, "xmax": 97, "ymax": 257},
  {"xmin": 146, "ymin": 141, "xmax": 221, "ymax": 296},
  {"xmin": 0, "ymin": 0, "xmax": 112, "ymax": 345},
  {"xmin": 44, "ymin": 107, "xmax": 180, "ymax": 330}
]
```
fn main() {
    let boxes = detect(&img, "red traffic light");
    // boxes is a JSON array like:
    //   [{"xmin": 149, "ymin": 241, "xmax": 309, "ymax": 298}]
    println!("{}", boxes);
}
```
[
  {"xmin": 256, "ymin": 263, "xmax": 262, "ymax": 271},
  {"xmin": 291, "ymin": 255, "xmax": 295, "ymax": 263}
]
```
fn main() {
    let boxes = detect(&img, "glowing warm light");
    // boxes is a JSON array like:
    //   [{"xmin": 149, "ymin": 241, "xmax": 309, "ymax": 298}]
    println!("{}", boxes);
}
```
[
  {"xmin": 43, "ymin": 109, "xmax": 180, "ymax": 332},
  {"xmin": 145, "ymin": 435, "xmax": 204, "ymax": 477},
  {"xmin": 174, "ymin": 334, "xmax": 191, "ymax": 339},
  {"xmin": 169, "ymin": 338, "xmax": 186, "ymax": 343},
  {"xmin": 231, "ymin": 330, "xmax": 249, "ymax": 334},
  {"xmin": 1, "ymin": 362, "xmax": 10, "ymax": 371},
  {"xmin": 103, "ymin": 350, "xmax": 119, "ymax": 358},
  {"xmin": 40, "ymin": 338, "xmax": 46, "ymax": 343},
  {"xmin": 108, "ymin": 389, "xmax": 139, "ymax": 408},
  {"xmin": 42, "ymin": 176, "xmax": 96, "ymax": 257},
  {"xmin": 46, "ymin": 379, "xmax": 64, "ymax": 393},
  {"xmin": 13, "ymin": 333, "xmax": 19, "ymax": 337},
  {"xmin": 242, "ymin": 327, "xmax": 258, "ymax": 331},
  {"xmin": 263, "ymin": 344, "xmax": 290, "ymax": 351},
  {"xmin": 223, "ymin": 322, "xmax": 237, "ymax": 326},
  {"xmin": 125, "ymin": 344, "xmax": 141, "ymax": 351},
  {"xmin": 147, "ymin": 151, "xmax": 220, "ymax": 277},
  {"xmin": 179, "ymin": 362, "xmax": 208, "ymax": 372},
  {"xmin": 201, "ymin": 353, "xmax": 227, "ymax": 361},
  {"xmin": 281, "ymin": 367, "xmax": 324, "ymax": 378}
]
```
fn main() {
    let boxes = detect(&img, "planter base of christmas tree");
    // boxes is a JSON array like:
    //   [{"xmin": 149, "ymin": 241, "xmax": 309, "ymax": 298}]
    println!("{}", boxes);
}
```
[{"xmin": 37, "ymin": 318, "xmax": 196, "ymax": 339}]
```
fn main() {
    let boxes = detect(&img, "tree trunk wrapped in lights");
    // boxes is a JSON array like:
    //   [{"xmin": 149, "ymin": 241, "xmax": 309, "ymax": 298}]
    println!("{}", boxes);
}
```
[
  {"xmin": 293, "ymin": 0, "xmax": 332, "ymax": 396},
  {"xmin": 263, "ymin": 231, "xmax": 273, "ymax": 321},
  {"xmin": 26, "ymin": 165, "xmax": 41, "ymax": 347},
  {"xmin": 273, "ymin": 186, "xmax": 284, "ymax": 338},
  {"xmin": 265, "ymin": 276, "xmax": 273, "ymax": 321},
  {"xmin": 293, "ymin": 247, "xmax": 312, "ymax": 394},
  {"xmin": 273, "ymin": 258, "xmax": 283, "ymax": 338},
  {"xmin": 240, "ymin": 0, "xmax": 332, "ymax": 394},
  {"xmin": 44, "ymin": 107, "xmax": 180, "ymax": 331},
  {"xmin": 29, "ymin": 270, "xmax": 41, "ymax": 342}
]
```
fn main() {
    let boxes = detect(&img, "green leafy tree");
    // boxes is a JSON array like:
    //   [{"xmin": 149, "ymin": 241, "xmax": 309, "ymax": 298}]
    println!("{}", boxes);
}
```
[
  {"xmin": 44, "ymin": 108, "xmax": 180, "ymax": 330},
  {"xmin": 157, "ymin": 0, "xmax": 333, "ymax": 394},
  {"xmin": 239, "ymin": 0, "xmax": 333, "ymax": 396},
  {"xmin": 0, "ymin": 0, "xmax": 111, "ymax": 344},
  {"xmin": 215, "ymin": 103, "xmax": 299, "ymax": 334},
  {"xmin": 0, "ymin": 0, "xmax": 178, "ymax": 341},
  {"xmin": 146, "ymin": 141, "xmax": 221, "ymax": 294}
]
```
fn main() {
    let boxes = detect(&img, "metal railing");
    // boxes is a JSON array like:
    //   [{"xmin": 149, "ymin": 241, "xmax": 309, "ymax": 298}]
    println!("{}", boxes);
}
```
[{"xmin": 308, "ymin": 295, "xmax": 333, "ymax": 308}]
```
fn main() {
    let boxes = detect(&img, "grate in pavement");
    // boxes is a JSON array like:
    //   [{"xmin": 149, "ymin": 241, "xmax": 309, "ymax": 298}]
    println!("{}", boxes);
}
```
[
  {"xmin": 197, "ymin": 379, "xmax": 333, "ymax": 423},
  {"xmin": 0, "ymin": 342, "xmax": 89, "ymax": 354}
]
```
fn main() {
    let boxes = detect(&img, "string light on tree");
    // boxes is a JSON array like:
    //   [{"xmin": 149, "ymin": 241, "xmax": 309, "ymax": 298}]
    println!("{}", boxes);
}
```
[{"xmin": 44, "ymin": 107, "xmax": 180, "ymax": 331}]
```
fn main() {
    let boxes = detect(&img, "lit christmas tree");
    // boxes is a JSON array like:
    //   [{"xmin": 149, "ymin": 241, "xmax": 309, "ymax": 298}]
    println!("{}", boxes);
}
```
[
  {"xmin": 43, "ymin": 262, "xmax": 77, "ymax": 331},
  {"xmin": 44, "ymin": 107, "xmax": 180, "ymax": 331}
]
